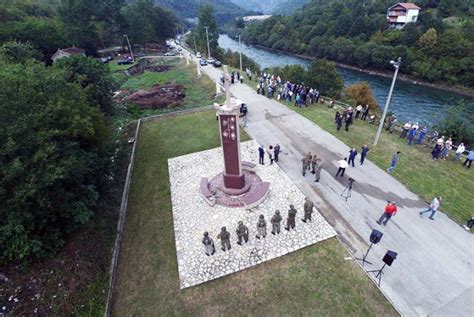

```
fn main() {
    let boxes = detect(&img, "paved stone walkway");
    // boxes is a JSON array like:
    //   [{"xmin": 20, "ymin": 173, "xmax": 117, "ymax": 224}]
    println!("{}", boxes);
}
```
[
  {"xmin": 169, "ymin": 140, "xmax": 335, "ymax": 288},
  {"xmin": 188, "ymin": 53, "xmax": 474, "ymax": 316}
]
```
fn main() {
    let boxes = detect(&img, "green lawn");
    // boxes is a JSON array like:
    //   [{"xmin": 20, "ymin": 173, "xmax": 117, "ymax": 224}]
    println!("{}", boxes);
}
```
[
  {"xmin": 112, "ymin": 110, "xmax": 397, "ymax": 316},
  {"xmin": 276, "ymin": 99, "xmax": 473, "ymax": 224}
]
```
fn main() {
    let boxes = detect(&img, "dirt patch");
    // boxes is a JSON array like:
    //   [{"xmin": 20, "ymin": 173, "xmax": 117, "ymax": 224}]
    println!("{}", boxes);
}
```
[
  {"xmin": 145, "ymin": 65, "xmax": 173, "ymax": 73},
  {"xmin": 127, "ymin": 84, "xmax": 185, "ymax": 109}
]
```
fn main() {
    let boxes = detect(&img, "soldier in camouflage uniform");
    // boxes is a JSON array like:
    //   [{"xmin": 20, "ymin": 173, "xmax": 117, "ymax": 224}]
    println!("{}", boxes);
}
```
[
  {"xmin": 271, "ymin": 210, "xmax": 282, "ymax": 235},
  {"xmin": 306, "ymin": 152, "xmax": 312, "ymax": 170},
  {"xmin": 255, "ymin": 214, "xmax": 267, "ymax": 239},
  {"xmin": 314, "ymin": 158, "xmax": 322, "ymax": 182},
  {"xmin": 302, "ymin": 197, "xmax": 314, "ymax": 223},
  {"xmin": 217, "ymin": 226, "xmax": 231, "ymax": 251},
  {"xmin": 311, "ymin": 155, "xmax": 318, "ymax": 174},
  {"xmin": 302, "ymin": 156, "xmax": 310, "ymax": 176},
  {"xmin": 236, "ymin": 221, "xmax": 249, "ymax": 245},
  {"xmin": 202, "ymin": 231, "xmax": 215, "ymax": 256},
  {"xmin": 285, "ymin": 204, "xmax": 297, "ymax": 231}
]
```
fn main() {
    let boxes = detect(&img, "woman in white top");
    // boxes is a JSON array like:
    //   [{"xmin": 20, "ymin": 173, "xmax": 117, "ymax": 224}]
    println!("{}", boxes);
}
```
[{"xmin": 454, "ymin": 142, "xmax": 465, "ymax": 161}]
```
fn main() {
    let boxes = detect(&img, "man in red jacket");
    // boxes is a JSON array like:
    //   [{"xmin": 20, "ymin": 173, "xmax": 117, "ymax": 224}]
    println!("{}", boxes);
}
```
[{"xmin": 376, "ymin": 201, "xmax": 398, "ymax": 226}]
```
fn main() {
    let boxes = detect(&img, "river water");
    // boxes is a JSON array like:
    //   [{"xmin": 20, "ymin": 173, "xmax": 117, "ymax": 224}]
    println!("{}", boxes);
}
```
[{"xmin": 219, "ymin": 34, "xmax": 471, "ymax": 126}]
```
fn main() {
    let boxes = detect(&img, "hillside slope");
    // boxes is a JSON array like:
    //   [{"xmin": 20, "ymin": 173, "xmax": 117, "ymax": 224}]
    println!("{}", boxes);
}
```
[
  {"xmin": 240, "ymin": 0, "xmax": 474, "ymax": 88},
  {"xmin": 155, "ymin": 0, "xmax": 257, "ymax": 25}
]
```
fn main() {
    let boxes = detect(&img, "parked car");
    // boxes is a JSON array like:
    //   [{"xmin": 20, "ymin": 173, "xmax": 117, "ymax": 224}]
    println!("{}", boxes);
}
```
[
  {"xmin": 207, "ymin": 58, "xmax": 215, "ymax": 64},
  {"xmin": 212, "ymin": 60, "xmax": 222, "ymax": 67},
  {"xmin": 117, "ymin": 59, "xmax": 133, "ymax": 65},
  {"xmin": 164, "ymin": 52, "xmax": 176, "ymax": 56},
  {"xmin": 199, "ymin": 59, "xmax": 208, "ymax": 66},
  {"xmin": 196, "ymin": 52, "xmax": 201, "ymax": 58}
]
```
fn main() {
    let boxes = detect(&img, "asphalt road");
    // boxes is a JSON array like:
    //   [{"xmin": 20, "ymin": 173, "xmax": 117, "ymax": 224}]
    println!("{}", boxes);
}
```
[{"xmin": 186, "ymin": 50, "xmax": 473, "ymax": 316}]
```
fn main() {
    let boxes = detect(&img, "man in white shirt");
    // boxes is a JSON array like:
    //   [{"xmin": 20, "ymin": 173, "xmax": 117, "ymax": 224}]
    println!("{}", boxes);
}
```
[
  {"xmin": 454, "ymin": 142, "xmax": 465, "ymax": 161},
  {"xmin": 420, "ymin": 196, "xmax": 442, "ymax": 220},
  {"xmin": 335, "ymin": 158, "xmax": 348, "ymax": 177}
]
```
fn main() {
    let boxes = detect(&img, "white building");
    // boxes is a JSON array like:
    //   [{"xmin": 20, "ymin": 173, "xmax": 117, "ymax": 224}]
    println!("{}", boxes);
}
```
[
  {"xmin": 51, "ymin": 47, "xmax": 85, "ymax": 63},
  {"xmin": 387, "ymin": 3, "xmax": 421, "ymax": 29}
]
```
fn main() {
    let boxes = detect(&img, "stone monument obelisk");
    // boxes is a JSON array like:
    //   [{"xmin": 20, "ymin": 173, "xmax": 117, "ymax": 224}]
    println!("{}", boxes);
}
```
[{"xmin": 214, "ymin": 66, "xmax": 245, "ymax": 191}]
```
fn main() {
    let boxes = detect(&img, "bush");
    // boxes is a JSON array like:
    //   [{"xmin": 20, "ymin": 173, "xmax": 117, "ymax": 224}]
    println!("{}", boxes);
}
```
[{"xmin": 344, "ymin": 82, "xmax": 379, "ymax": 113}]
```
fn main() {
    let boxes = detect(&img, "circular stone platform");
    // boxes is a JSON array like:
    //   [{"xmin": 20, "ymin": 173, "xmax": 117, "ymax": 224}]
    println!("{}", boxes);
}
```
[{"xmin": 209, "ymin": 171, "xmax": 265, "ymax": 207}]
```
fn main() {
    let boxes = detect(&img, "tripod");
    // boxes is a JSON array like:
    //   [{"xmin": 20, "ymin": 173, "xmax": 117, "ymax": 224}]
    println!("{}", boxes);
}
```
[
  {"xmin": 340, "ymin": 180, "xmax": 354, "ymax": 201},
  {"xmin": 356, "ymin": 243, "xmax": 374, "ymax": 267},
  {"xmin": 367, "ymin": 263, "xmax": 387, "ymax": 286}
]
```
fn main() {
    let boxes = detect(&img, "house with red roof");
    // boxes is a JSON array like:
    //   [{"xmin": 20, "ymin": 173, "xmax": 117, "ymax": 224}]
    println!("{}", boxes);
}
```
[
  {"xmin": 51, "ymin": 47, "xmax": 86, "ymax": 63},
  {"xmin": 387, "ymin": 3, "xmax": 421, "ymax": 29}
]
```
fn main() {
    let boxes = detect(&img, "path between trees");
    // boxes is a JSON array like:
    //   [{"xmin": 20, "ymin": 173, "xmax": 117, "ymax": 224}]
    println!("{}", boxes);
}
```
[{"xmin": 186, "ymin": 52, "xmax": 473, "ymax": 316}]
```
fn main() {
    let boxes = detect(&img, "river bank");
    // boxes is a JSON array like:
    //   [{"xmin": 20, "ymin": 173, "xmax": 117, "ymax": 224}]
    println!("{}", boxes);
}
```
[{"xmin": 251, "ymin": 43, "xmax": 474, "ymax": 98}]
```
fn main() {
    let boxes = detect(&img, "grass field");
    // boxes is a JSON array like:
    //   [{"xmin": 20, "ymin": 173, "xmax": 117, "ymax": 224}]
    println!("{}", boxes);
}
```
[
  {"xmin": 274, "ymin": 98, "xmax": 473, "ymax": 224},
  {"xmin": 112, "ymin": 110, "xmax": 397, "ymax": 316}
]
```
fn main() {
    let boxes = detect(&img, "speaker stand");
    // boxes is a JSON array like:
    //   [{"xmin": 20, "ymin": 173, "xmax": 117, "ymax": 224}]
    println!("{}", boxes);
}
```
[
  {"xmin": 367, "ymin": 263, "xmax": 387, "ymax": 286},
  {"xmin": 355, "ymin": 242, "xmax": 373, "ymax": 267}
]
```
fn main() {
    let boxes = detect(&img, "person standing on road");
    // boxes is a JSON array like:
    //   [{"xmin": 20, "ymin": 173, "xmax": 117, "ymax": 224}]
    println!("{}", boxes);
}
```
[
  {"xmin": 387, "ymin": 151, "xmax": 401, "ymax": 174},
  {"xmin": 360, "ymin": 145, "xmax": 370, "ymax": 165},
  {"xmin": 336, "ymin": 158, "xmax": 348, "ymax": 177},
  {"xmin": 376, "ymin": 201, "xmax": 398, "ymax": 226},
  {"xmin": 258, "ymin": 145, "xmax": 265, "ymax": 165},
  {"xmin": 314, "ymin": 158, "xmax": 322, "ymax": 182},
  {"xmin": 311, "ymin": 155, "xmax": 318, "ymax": 174},
  {"xmin": 420, "ymin": 196, "xmax": 442, "ymax": 220},
  {"xmin": 348, "ymin": 148, "xmax": 358, "ymax": 167},
  {"xmin": 274, "ymin": 144, "xmax": 280, "ymax": 162}
]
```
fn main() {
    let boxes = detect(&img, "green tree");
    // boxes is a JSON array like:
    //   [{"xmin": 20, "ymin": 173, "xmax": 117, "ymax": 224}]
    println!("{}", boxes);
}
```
[
  {"xmin": 418, "ymin": 28, "xmax": 438, "ymax": 53},
  {"xmin": 0, "ymin": 40, "xmax": 42, "ymax": 63},
  {"xmin": 195, "ymin": 4, "xmax": 219, "ymax": 58},
  {"xmin": 0, "ymin": 60, "xmax": 110, "ymax": 263},
  {"xmin": 55, "ymin": 55, "xmax": 117, "ymax": 115},
  {"xmin": 121, "ymin": 0, "xmax": 175, "ymax": 45},
  {"xmin": 59, "ymin": 0, "xmax": 126, "ymax": 54},
  {"xmin": 304, "ymin": 60, "xmax": 344, "ymax": 97}
]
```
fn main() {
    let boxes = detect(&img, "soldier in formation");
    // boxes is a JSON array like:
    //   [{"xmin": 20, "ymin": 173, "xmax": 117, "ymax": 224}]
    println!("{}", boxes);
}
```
[
  {"xmin": 217, "ymin": 226, "xmax": 231, "ymax": 251},
  {"xmin": 285, "ymin": 204, "xmax": 297, "ymax": 231},
  {"xmin": 236, "ymin": 221, "xmax": 249, "ymax": 245},
  {"xmin": 302, "ymin": 197, "xmax": 314, "ymax": 223},
  {"xmin": 271, "ymin": 210, "xmax": 282, "ymax": 235},
  {"xmin": 202, "ymin": 231, "xmax": 215, "ymax": 256},
  {"xmin": 256, "ymin": 214, "xmax": 267, "ymax": 239}
]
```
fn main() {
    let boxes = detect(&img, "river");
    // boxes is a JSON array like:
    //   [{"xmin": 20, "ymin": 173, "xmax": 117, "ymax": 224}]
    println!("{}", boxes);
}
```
[{"xmin": 219, "ymin": 34, "xmax": 471, "ymax": 126}]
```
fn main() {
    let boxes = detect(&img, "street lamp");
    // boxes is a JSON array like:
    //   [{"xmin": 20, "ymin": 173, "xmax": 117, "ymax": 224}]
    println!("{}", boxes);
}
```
[
  {"xmin": 373, "ymin": 57, "xmax": 401, "ymax": 146},
  {"xmin": 123, "ymin": 34, "xmax": 135, "ymax": 63},
  {"xmin": 238, "ymin": 34, "xmax": 242, "ymax": 72},
  {"xmin": 204, "ymin": 26, "xmax": 211, "ymax": 60}
]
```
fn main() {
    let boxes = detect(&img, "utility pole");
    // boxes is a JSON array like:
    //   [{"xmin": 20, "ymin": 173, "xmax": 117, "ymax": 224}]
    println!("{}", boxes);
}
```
[
  {"xmin": 373, "ymin": 57, "xmax": 402, "ymax": 146},
  {"xmin": 238, "ymin": 34, "xmax": 243, "ymax": 72},
  {"xmin": 193, "ymin": 36, "xmax": 197, "ymax": 55},
  {"xmin": 204, "ymin": 26, "xmax": 211, "ymax": 60},
  {"xmin": 123, "ymin": 34, "xmax": 134, "ymax": 63}
]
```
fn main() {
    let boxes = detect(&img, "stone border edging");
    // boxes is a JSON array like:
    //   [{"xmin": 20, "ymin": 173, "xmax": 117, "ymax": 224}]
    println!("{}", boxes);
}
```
[{"xmin": 104, "ymin": 105, "xmax": 215, "ymax": 317}]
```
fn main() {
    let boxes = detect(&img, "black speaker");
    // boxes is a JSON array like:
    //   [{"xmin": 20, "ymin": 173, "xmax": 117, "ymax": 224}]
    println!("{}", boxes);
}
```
[
  {"xmin": 383, "ymin": 250, "xmax": 398, "ymax": 266},
  {"xmin": 370, "ymin": 229, "xmax": 383, "ymax": 244}
]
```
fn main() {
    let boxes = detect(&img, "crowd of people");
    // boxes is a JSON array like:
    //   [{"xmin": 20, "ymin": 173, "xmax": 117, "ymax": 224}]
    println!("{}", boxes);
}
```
[{"xmin": 252, "ymin": 71, "xmax": 321, "ymax": 107}]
